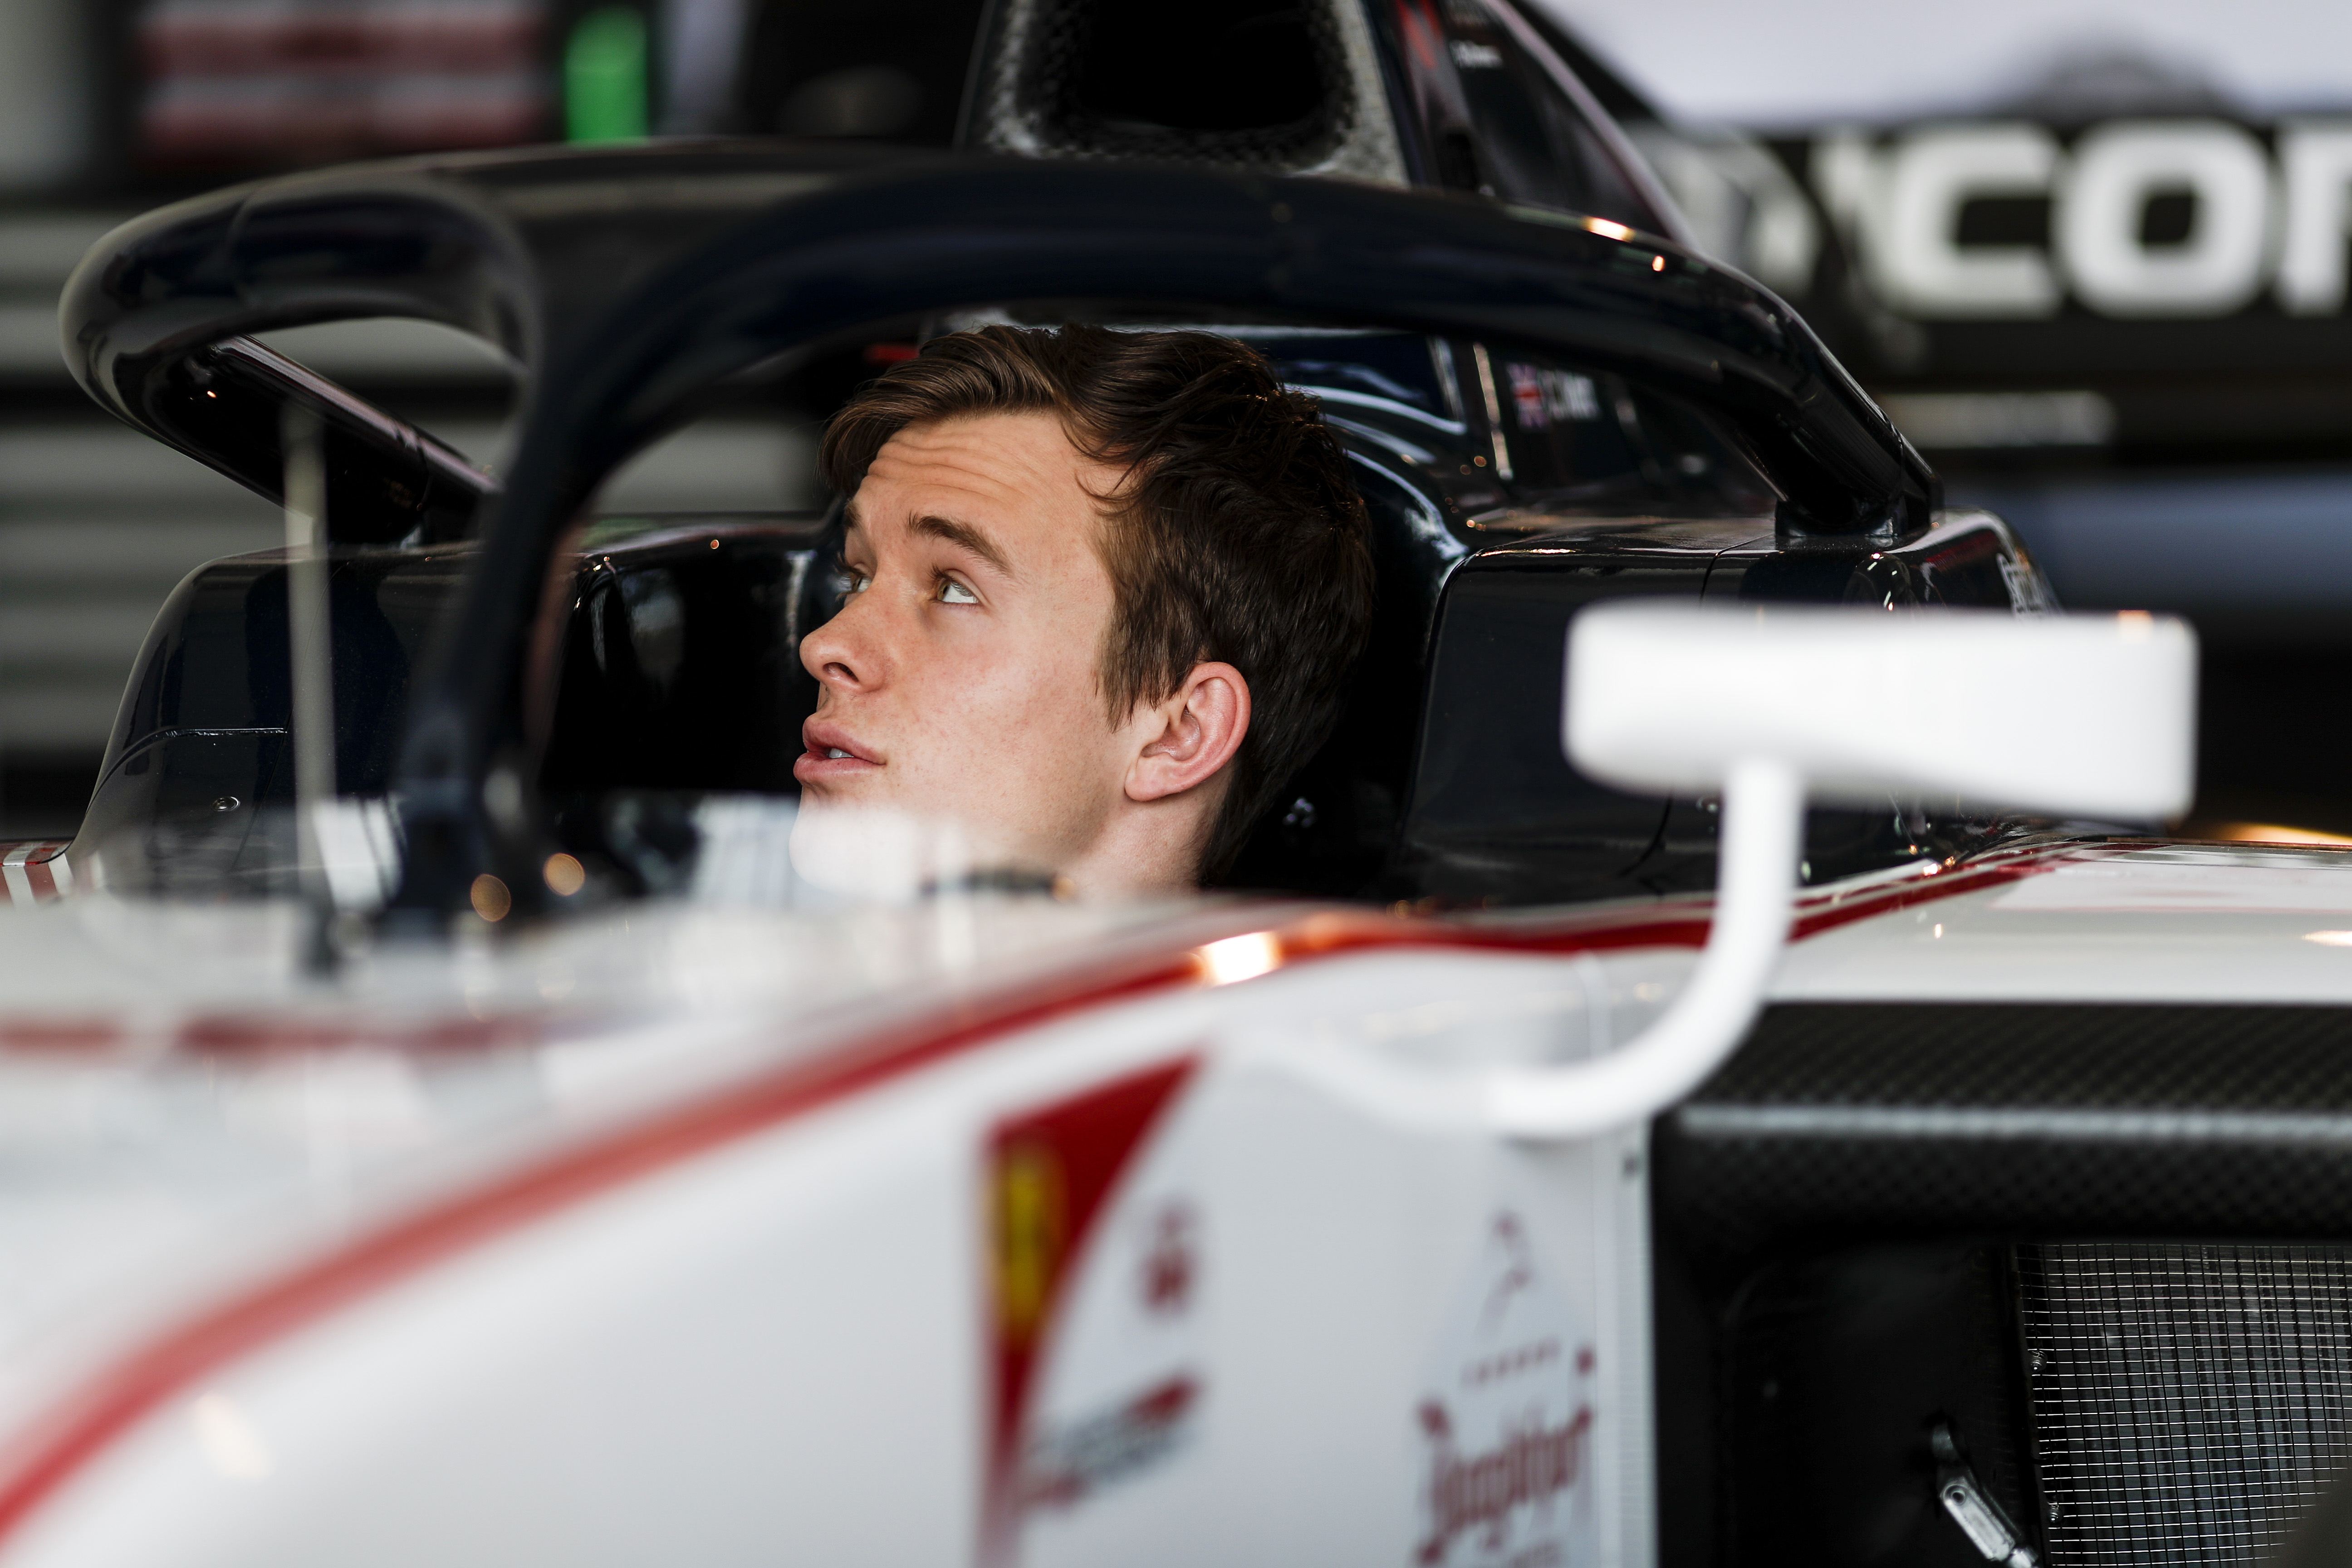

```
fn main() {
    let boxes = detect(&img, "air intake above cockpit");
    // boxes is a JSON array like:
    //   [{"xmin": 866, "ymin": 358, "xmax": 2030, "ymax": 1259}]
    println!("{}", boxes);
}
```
[{"xmin": 971, "ymin": 0, "xmax": 1406, "ymax": 184}]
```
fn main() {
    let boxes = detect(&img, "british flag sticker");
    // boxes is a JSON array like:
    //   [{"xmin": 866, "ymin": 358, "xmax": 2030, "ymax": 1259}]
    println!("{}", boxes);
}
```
[{"xmin": 1414, "ymin": 1210, "xmax": 1597, "ymax": 1568}]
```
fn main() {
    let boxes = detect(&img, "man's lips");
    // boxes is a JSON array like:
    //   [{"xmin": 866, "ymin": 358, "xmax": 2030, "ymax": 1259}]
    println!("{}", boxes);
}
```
[{"xmin": 795, "ymin": 719, "xmax": 882, "ymax": 782}]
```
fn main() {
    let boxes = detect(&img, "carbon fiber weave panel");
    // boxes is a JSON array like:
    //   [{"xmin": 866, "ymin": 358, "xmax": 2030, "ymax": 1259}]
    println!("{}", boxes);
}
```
[{"xmin": 1658, "ymin": 1003, "xmax": 2352, "ymax": 1253}]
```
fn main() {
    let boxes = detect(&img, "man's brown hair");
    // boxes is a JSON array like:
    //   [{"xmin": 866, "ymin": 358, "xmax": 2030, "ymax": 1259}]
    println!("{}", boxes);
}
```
[{"xmin": 818, "ymin": 324, "xmax": 1375, "ymax": 877}]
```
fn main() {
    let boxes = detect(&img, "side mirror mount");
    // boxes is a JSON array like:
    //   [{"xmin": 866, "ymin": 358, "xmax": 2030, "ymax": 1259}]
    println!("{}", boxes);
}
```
[
  {"xmin": 1302, "ymin": 603, "xmax": 2197, "ymax": 1141},
  {"xmin": 1485, "ymin": 602, "xmax": 2196, "ymax": 1137}
]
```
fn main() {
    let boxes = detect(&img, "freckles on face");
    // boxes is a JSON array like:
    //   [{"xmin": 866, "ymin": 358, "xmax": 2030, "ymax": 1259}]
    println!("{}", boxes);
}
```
[{"xmin": 794, "ymin": 411, "xmax": 1132, "ymax": 869}]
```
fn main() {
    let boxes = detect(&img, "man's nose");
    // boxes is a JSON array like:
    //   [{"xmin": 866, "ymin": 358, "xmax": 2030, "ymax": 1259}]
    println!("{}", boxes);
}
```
[{"xmin": 799, "ymin": 588, "xmax": 879, "ymax": 690}]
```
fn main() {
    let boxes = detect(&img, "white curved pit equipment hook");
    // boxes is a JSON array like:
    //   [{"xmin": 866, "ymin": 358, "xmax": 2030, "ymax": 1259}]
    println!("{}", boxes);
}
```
[{"xmin": 1303, "ymin": 601, "xmax": 2200, "ymax": 1142}]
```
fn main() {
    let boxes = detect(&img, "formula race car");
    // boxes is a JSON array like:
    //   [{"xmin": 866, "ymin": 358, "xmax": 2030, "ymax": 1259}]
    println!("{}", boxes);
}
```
[{"xmin": 0, "ymin": 3, "xmax": 2339, "ymax": 1566}]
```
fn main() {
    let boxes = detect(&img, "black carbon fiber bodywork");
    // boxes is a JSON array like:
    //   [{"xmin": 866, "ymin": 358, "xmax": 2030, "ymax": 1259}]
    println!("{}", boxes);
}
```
[
  {"xmin": 1651, "ymin": 1001, "xmax": 2352, "ymax": 1568},
  {"xmin": 1661, "ymin": 1003, "xmax": 2352, "ymax": 1253}
]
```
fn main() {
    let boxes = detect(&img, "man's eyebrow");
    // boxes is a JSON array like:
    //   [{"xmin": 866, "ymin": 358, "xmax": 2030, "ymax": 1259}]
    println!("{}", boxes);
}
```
[{"xmin": 912, "ymin": 514, "xmax": 1014, "ymax": 577}]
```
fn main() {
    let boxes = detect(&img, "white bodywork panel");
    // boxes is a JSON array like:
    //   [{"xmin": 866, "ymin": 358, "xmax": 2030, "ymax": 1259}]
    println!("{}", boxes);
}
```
[
  {"xmin": 0, "ymin": 838, "xmax": 2341, "ymax": 1563},
  {"xmin": 1779, "ymin": 842, "xmax": 2352, "ymax": 1003},
  {"xmin": 0, "ymin": 900, "xmax": 1668, "ymax": 1568}
]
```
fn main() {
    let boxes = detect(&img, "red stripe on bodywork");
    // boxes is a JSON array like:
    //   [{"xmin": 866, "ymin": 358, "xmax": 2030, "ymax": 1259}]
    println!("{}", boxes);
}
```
[
  {"xmin": 0, "ymin": 841, "xmax": 2077, "ymax": 1544},
  {"xmin": 0, "ymin": 843, "xmax": 69, "ymax": 906},
  {"xmin": 173, "ymin": 1011, "xmax": 548, "ymax": 1057},
  {"xmin": 0, "ymin": 946, "xmax": 1212, "ymax": 1544}
]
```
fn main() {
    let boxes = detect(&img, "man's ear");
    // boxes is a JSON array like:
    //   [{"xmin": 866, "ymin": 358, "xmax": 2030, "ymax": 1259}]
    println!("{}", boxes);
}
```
[{"xmin": 1126, "ymin": 662, "xmax": 1250, "ymax": 804}]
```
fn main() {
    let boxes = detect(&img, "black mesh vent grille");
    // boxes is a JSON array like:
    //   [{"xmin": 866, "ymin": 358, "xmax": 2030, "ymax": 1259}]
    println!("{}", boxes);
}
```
[{"xmin": 2019, "ymin": 1243, "xmax": 2352, "ymax": 1565}]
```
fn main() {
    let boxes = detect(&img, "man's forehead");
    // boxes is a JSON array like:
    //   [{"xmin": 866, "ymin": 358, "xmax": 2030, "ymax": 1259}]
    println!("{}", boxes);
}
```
[
  {"xmin": 867, "ymin": 410, "xmax": 1082, "ymax": 491},
  {"xmin": 848, "ymin": 410, "xmax": 1113, "ymax": 539}
]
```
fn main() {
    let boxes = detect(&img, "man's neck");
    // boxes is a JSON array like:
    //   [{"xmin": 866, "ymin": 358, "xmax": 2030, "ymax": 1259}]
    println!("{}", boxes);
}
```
[{"xmin": 1056, "ymin": 794, "xmax": 1218, "ymax": 901}]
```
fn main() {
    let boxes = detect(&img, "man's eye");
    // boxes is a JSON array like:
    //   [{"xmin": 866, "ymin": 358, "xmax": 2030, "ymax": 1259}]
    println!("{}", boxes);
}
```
[
  {"xmin": 847, "ymin": 572, "xmax": 873, "ymax": 595},
  {"xmin": 939, "ymin": 579, "xmax": 980, "ymax": 605}
]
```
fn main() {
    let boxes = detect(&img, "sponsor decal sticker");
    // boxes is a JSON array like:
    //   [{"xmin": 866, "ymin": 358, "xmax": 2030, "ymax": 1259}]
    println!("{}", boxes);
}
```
[
  {"xmin": 1018, "ymin": 1371, "xmax": 1199, "ymax": 1509},
  {"xmin": 1416, "ymin": 1212, "xmax": 1596, "ymax": 1568},
  {"xmin": 1017, "ymin": 1192, "xmax": 1203, "ymax": 1511},
  {"xmin": 984, "ymin": 1058, "xmax": 1202, "ymax": 1562}
]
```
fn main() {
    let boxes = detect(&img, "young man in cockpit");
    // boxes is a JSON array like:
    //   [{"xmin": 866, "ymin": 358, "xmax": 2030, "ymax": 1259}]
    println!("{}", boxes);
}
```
[{"xmin": 793, "ymin": 324, "xmax": 1374, "ymax": 897}]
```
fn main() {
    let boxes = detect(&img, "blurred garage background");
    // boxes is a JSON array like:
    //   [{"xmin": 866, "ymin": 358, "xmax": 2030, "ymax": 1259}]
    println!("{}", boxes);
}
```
[{"xmin": 0, "ymin": 0, "xmax": 2348, "ymax": 839}]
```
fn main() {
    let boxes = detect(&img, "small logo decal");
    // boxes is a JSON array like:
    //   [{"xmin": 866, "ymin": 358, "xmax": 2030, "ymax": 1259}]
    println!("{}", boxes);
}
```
[
  {"xmin": 1139, "ymin": 1199, "xmax": 1197, "ymax": 1317},
  {"xmin": 1019, "ymin": 1373, "xmax": 1200, "ymax": 1509}
]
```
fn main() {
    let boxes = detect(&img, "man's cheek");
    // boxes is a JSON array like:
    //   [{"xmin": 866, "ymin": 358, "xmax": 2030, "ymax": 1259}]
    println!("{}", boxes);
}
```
[
  {"xmin": 929, "ymin": 648, "xmax": 1071, "ymax": 745},
  {"xmin": 941, "ymin": 676, "xmax": 1100, "ymax": 816},
  {"xmin": 896, "ymin": 674, "xmax": 1036, "ymax": 804}
]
